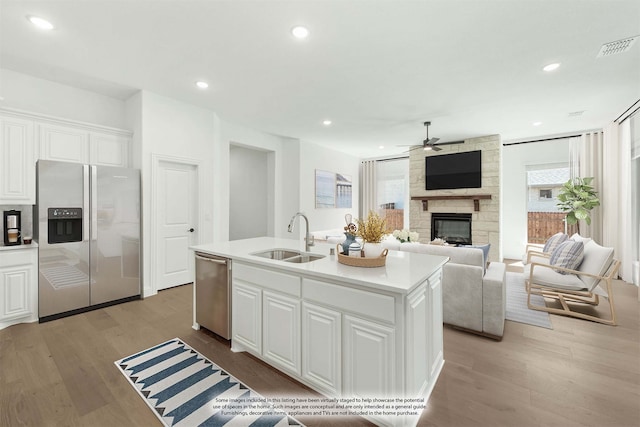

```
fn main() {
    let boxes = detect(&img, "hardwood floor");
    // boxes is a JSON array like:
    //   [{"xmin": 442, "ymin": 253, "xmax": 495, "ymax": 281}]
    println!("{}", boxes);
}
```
[{"xmin": 1, "ymin": 265, "xmax": 638, "ymax": 426}]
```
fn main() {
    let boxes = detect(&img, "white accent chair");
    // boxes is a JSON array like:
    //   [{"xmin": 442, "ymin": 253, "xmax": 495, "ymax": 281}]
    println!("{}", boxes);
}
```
[{"xmin": 524, "ymin": 239, "xmax": 620, "ymax": 325}]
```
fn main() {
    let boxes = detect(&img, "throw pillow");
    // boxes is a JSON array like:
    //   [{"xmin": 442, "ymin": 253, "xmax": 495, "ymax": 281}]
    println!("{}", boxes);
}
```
[
  {"xmin": 550, "ymin": 240, "xmax": 585, "ymax": 274},
  {"xmin": 543, "ymin": 232, "xmax": 569, "ymax": 254}
]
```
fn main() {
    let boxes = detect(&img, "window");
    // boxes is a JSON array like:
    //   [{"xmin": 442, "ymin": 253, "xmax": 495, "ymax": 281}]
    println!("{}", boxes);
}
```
[
  {"xmin": 376, "ymin": 158, "xmax": 409, "ymax": 230},
  {"xmin": 539, "ymin": 189, "xmax": 552, "ymax": 199},
  {"xmin": 526, "ymin": 165, "xmax": 570, "ymax": 243}
]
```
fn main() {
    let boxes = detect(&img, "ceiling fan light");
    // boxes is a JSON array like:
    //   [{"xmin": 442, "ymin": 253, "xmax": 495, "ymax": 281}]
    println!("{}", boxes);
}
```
[{"xmin": 423, "ymin": 146, "xmax": 433, "ymax": 151}]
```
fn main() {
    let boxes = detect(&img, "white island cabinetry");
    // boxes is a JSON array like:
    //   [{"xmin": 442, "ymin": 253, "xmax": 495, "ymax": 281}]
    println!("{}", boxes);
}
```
[{"xmin": 192, "ymin": 237, "xmax": 448, "ymax": 427}]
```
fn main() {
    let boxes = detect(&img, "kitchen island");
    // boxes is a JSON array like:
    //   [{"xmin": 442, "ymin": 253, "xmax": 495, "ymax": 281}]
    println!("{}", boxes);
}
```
[{"xmin": 190, "ymin": 237, "xmax": 448, "ymax": 427}]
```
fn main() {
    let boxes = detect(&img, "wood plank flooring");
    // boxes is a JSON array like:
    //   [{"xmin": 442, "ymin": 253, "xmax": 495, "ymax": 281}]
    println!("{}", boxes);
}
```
[{"xmin": 1, "ymin": 262, "xmax": 638, "ymax": 426}]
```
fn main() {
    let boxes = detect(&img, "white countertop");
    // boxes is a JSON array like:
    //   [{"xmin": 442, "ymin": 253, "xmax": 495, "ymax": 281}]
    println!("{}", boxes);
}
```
[
  {"xmin": 0, "ymin": 242, "xmax": 38, "ymax": 251},
  {"xmin": 190, "ymin": 237, "xmax": 448, "ymax": 294}
]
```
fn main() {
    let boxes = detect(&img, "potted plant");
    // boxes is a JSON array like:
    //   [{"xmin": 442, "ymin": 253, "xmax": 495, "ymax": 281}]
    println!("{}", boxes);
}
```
[
  {"xmin": 356, "ymin": 211, "xmax": 388, "ymax": 257},
  {"xmin": 556, "ymin": 177, "xmax": 600, "ymax": 234}
]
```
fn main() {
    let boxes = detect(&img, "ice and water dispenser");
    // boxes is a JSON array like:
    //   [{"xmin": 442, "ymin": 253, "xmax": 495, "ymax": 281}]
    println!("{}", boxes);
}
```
[{"xmin": 47, "ymin": 208, "xmax": 83, "ymax": 244}]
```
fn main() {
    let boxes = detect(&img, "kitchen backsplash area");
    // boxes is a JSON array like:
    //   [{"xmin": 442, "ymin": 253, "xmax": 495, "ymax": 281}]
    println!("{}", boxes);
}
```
[{"xmin": 1, "ymin": 205, "xmax": 34, "ymax": 245}]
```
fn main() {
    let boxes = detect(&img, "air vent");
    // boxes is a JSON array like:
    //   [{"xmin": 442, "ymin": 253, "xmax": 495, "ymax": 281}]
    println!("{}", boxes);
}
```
[
  {"xmin": 568, "ymin": 111, "xmax": 585, "ymax": 117},
  {"xmin": 597, "ymin": 36, "xmax": 638, "ymax": 57}
]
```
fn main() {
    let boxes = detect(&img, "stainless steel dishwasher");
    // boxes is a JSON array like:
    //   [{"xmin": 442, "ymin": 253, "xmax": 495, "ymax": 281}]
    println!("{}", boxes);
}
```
[{"xmin": 195, "ymin": 252, "xmax": 231, "ymax": 339}]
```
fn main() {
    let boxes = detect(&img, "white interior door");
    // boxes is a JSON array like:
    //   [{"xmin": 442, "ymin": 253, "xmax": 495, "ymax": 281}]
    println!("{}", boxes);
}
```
[{"xmin": 156, "ymin": 160, "xmax": 198, "ymax": 290}]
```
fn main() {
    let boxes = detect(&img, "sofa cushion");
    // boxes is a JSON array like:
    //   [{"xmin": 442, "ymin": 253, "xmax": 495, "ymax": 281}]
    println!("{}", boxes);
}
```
[
  {"xmin": 577, "ymin": 240, "xmax": 614, "ymax": 290},
  {"xmin": 550, "ymin": 240, "xmax": 584, "ymax": 274},
  {"xmin": 543, "ymin": 232, "xmax": 569, "ymax": 254},
  {"xmin": 526, "ymin": 263, "xmax": 588, "ymax": 291}
]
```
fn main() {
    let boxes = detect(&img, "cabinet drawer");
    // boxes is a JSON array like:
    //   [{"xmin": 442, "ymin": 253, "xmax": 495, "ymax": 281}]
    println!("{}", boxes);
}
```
[
  {"xmin": 0, "ymin": 249, "xmax": 37, "ymax": 268},
  {"xmin": 234, "ymin": 263, "xmax": 301, "ymax": 297},
  {"xmin": 303, "ymin": 278, "xmax": 395, "ymax": 324}
]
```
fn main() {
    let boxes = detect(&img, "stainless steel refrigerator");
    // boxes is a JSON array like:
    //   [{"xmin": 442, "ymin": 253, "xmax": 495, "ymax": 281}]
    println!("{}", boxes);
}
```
[{"xmin": 35, "ymin": 160, "xmax": 141, "ymax": 321}]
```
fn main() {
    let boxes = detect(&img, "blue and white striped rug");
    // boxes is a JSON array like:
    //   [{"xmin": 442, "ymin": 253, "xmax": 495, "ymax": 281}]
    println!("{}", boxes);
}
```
[{"xmin": 115, "ymin": 338, "xmax": 304, "ymax": 427}]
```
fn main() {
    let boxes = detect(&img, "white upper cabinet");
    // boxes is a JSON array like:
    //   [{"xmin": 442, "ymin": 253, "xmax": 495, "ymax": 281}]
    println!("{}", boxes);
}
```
[
  {"xmin": 89, "ymin": 132, "xmax": 129, "ymax": 167},
  {"xmin": 39, "ymin": 123, "xmax": 130, "ymax": 167},
  {"xmin": 0, "ymin": 115, "xmax": 35, "ymax": 204},
  {"xmin": 39, "ymin": 123, "xmax": 89, "ymax": 163},
  {"xmin": 0, "ymin": 108, "xmax": 132, "ymax": 173}
]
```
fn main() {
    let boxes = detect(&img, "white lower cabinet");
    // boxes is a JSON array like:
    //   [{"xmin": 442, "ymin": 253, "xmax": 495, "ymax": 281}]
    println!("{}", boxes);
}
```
[
  {"xmin": 428, "ymin": 272, "xmax": 444, "ymax": 379},
  {"xmin": 263, "ymin": 291, "xmax": 301, "ymax": 376},
  {"xmin": 343, "ymin": 314, "xmax": 395, "ymax": 399},
  {"xmin": 0, "ymin": 248, "xmax": 38, "ymax": 329},
  {"xmin": 231, "ymin": 282, "xmax": 262, "ymax": 354},
  {"xmin": 302, "ymin": 302, "xmax": 341, "ymax": 396},
  {"xmin": 230, "ymin": 261, "xmax": 444, "ymax": 427}
]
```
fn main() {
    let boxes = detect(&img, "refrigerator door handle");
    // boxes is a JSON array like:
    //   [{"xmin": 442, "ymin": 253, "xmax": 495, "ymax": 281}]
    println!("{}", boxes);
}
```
[
  {"xmin": 83, "ymin": 165, "xmax": 90, "ymax": 242},
  {"xmin": 91, "ymin": 165, "xmax": 98, "ymax": 241}
]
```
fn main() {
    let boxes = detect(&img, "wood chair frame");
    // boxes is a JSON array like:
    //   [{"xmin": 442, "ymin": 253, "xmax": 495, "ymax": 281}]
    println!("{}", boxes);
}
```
[{"xmin": 525, "ymin": 259, "xmax": 621, "ymax": 326}]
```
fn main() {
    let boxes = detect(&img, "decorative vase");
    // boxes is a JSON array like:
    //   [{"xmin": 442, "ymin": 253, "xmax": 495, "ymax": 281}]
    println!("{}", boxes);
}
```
[
  {"xmin": 342, "ymin": 233, "xmax": 356, "ymax": 254},
  {"xmin": 363, "ymin": 242, "xmax": 384, "ymax": 258}
]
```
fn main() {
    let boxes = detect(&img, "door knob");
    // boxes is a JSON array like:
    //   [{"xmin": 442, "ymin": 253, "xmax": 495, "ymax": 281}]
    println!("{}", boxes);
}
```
[{"xmin": 188, "ymin": 228, "xmax": 195, "ymax": 233}]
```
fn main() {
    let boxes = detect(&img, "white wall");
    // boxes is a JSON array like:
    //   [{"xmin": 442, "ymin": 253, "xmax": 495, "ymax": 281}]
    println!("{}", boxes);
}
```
[
  {"xmin": 229, "ymin": 145, "xmax": 269, "ymax": 240},
  {"xmin": 299, "ymin": 142, "xmax": 360, "ymax": 236},
  {"xmin": 502, "ymin": 139, "xmax": 571, "ymax": 259},
  {"xmin": 126, "ymin": 90, "xmax": 216, "ymax": 296},
  {"xmin": 0, "ymin": 68, "xmax": 128, "ymax": 129}
]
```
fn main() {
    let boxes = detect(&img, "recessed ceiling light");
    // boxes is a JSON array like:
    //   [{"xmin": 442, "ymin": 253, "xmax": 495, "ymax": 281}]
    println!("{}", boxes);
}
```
[
  {"xmin": 195, "ymin": 81, "xmax": 209, "ymax": 89},
  {"xmin": 379, "ymin": 145, "xmax": 385, "ymax": 149},
  {"xmin": 291, "ymin": 26, "xmax": 309, "ymax": 39},
  {"xmin": 28, "ymin": 15, "xmax": 54, "ymax": 30},
  {"xmin": 543, "ymin": 63, "xmax": 560, "ymax": 72},
  {"xmin": 322, "ymin": 119, "xmax": 332, "ymax": 126},
  {"xmin": 532, "ymin": 121, "xmax": 542, "ymax": 126}
]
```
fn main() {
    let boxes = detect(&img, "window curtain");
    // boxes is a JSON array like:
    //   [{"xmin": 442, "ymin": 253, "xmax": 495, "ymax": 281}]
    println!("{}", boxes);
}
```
[
  {"xmin": 569, "ymin": 131, "xmax": 603, "ymax": 243},
  {"xmin": 360, "ymin": 160, "xmax": 377, "ymax": 218},
  {"xmin": 602, "ymin": 121, "xmax": 633, "ymax": 282}
]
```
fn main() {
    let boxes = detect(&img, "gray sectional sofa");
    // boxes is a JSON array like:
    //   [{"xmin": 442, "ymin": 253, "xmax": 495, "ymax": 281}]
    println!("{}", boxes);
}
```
[{"xmin": 383, "ymin": 240, "xmax": 507, "ymax": 339}]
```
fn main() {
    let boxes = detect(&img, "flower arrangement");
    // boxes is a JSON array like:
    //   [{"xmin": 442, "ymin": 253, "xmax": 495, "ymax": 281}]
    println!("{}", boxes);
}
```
[
  {"xmin": 392, "ymin": 229, "xmax": 419, "ymax": 243},
  {"xmin": 356, "ymin": 211, "xmax": 388, "ymax": 243}
]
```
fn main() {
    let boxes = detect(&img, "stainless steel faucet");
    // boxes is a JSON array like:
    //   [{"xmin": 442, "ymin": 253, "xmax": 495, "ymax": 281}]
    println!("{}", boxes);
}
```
[{"xmin": 288, "ymin": 212, "xmax": 314, "ymax": 252}]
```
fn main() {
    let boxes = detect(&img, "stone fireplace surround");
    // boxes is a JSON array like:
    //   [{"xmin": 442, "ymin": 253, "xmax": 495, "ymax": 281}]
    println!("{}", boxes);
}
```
[{"xmin": 409, "ymin": 134, "xmax": 501, "ymax": 262}]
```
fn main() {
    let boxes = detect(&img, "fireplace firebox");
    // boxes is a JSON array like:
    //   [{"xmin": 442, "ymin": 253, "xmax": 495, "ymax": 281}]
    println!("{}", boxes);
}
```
[{"xmin": 431, "ymin": 213, "xmax": 472, "ymax": 245}]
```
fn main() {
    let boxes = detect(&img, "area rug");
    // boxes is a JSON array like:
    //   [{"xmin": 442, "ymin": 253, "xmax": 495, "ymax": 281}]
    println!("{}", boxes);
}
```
[
  {"xmin": 115, "ymin": 338, "xmax": 304, "ymax": 427},
  {"xmin": 505, "ymin": 272, "xmax": 552, "ymax": 329}
]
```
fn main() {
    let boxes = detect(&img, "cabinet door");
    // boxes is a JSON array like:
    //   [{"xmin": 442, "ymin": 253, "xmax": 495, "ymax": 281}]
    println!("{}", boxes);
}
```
[
  {"xmin": 263, "ymin": 291, "xmax": 301, "ymax": 376},
  {"xmin": 89, "ymin": 132, "xmax": 129, "ymax": 167},
  {"xmin": 0, "ymin": 116, "xmax": 35, "ymax": 204},
  {"xmin": 343, "ymin": 315, "xmax": 395, "ymax": 398},
  {"xmin": 428, "ymin": 271, "xmax": 444, "ymax": 379},
  {"xmin": 39, "ymin": 124, "xmax": 89, "ymax": 163},
  {"xmin": 0, "ymin": 261, "xmax": 35, "ymax": 324},
  {"xmin": 406, "ymin": 283, "xmax": 429, "ymax": 396},
  {"xmin": 232, "ymin": 282, "xmax": 262, "ymax": 354},
  {"xmin": 302, "ymin": 302, "xmax": 341, "ymax": 396}
]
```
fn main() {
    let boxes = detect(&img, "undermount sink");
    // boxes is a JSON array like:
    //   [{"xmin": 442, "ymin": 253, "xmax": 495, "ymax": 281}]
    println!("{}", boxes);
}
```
[
  {"xmin": 283, "ymin": 254, "xmax": 325, "ymax": 263},
  {"xmin": 251, "ymin": 248, "xmax": 325, "ymax": 263}
]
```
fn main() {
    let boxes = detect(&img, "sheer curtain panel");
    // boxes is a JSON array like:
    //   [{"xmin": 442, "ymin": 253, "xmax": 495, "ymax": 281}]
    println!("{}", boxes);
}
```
[{"xmin": 360, "ymin": 160, "xmax": 377, "ymax": 218}]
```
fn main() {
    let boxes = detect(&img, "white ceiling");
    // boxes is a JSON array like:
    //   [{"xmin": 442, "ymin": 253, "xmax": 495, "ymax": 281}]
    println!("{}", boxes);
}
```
[{"xmin": 1, "ymin": 0, "xmax": 639, "ymax": 158}]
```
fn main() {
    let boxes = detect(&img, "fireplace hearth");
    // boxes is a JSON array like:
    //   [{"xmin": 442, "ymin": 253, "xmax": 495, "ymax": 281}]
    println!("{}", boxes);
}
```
[{"xmin": 431, "ymin": 213, "xmax": 472, "ymax": 245}]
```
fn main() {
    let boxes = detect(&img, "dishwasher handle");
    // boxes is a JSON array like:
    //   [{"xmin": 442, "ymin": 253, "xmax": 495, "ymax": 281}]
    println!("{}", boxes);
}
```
[{"xmin": 195, "ymin": 254, "xmax": 228, "ymax": 265}]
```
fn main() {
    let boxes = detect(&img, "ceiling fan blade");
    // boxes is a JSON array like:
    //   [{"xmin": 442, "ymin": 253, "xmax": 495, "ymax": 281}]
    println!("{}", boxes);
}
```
[
  {"xmin": 428, "ymin": 137, "xmax": 440, "ymax": 144},
  {"xmin": 432, "ymin": 145, "xmax": 443, "ymax": 151}
]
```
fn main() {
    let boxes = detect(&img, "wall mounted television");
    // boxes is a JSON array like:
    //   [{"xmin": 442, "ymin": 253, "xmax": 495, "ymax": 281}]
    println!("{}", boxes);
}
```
[{"xmin": 425, "ymin": 150, "xmax": 482, "ymax": 190}]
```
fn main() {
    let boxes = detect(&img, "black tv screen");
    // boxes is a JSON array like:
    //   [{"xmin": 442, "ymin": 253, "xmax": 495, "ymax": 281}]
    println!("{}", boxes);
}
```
[{"xmin": 425, "ymin": 150, "xmax": 482, "ymax": 190}]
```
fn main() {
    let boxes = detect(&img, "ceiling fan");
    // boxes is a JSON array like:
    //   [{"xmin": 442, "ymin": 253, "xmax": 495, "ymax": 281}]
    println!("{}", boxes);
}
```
[{"xmin": 398, "ymin": 121, "xmax": 464, "ymax": 152}]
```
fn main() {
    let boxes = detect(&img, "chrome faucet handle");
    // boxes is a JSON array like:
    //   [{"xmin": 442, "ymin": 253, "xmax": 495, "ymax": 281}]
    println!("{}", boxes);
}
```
[{"xmin": 306, "ymin": 234, "xmax": 315, "ymax": 247}]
